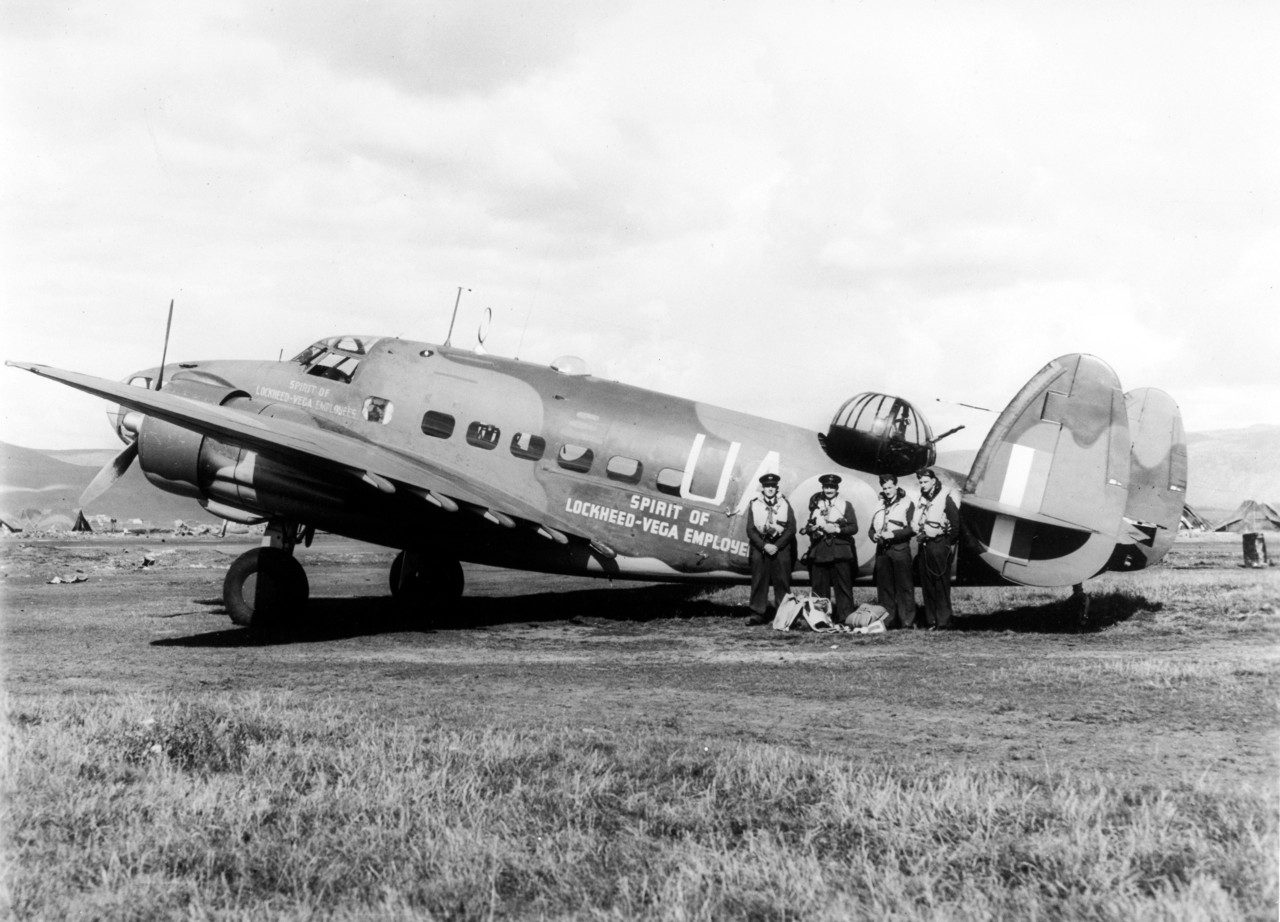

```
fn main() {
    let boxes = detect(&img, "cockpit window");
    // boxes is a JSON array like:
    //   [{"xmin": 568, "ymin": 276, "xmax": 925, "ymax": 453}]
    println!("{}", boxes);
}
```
[
  {"xmin": 291, "ymin": 336, "xmax": 378, "ymax": 384},
  {"xmin": 334, "ymin": 336, "xmax": 368, "ymax": 354},
  {"xmin": 291, "ymin": 344, "xmax": 325, "ymax": 365},
  {"xmin": 307, "ymin": 352, "xmax": 361, "ymax": 383}
]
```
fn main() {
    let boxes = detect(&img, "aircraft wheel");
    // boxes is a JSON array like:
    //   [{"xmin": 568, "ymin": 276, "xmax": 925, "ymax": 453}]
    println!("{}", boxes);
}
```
[
  {"xmin": 223, "ymin": 547, "xmax": 309, "ymax": 631},
  {"xmin": 389, "ymin": 551, "xmax": 464, "ymax": 616}
]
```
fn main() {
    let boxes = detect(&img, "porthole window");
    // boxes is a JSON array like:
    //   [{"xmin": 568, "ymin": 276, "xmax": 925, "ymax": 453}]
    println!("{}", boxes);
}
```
[
  {"xmin": 557, "ymin": 444, "xmax": 594, "ymax": 473},
  {"xmin": 510, "ymin": 433, "xmax": 546, "ymax": 461},
  {"xmin": 363, "ymin": 397, "xmax": 393, "ymax": 424},
  {"xmin": 420, "ymin": 410, "xmax": 455, "ymax": 439},
  {"xmin": 466, "ymin": 421, "xmax": 500, "ymax": 450},
  {"xmin": 606, "ymin": 456, "xmax": 643, "ymax": 484},
  {"xmin": 656, "ymin": 468, "xmax": 684, "ymax": 496}
]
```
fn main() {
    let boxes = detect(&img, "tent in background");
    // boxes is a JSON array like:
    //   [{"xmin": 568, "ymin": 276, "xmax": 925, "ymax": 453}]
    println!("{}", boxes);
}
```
[
  {"xmin": 72, "ymin": 510, "xmax": 93, "ymax": 533},
  {"xmin": 35, "ymin": 513, "xmax": 73, "ymax": 532},
  {"xmin": 1213, "ymin": 500, "xmax": 1280, "ymax": 534}
]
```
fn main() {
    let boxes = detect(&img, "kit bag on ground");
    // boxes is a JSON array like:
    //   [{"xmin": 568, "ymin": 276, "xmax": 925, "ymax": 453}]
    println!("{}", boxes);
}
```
[
  {"xmin": 772, "ymin": 594, "xmax": 837, "ymax": 632},
  {"xmin": 846, "ymin": 603, "xmax": 889, "ymax": 629},
  {"xmin": 772, "ymin": 593, "xmax": 808, "ymax": 630}
]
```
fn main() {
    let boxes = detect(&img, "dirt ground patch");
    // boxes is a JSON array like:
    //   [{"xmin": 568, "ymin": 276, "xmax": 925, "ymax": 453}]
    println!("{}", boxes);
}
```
[
  {"xmin": 3, "ymin": 535, "xmax": 1277, "ymax": 788},
  {"xmin": 3, "ymin": 534, "xmax": 1277, "ymax": 918}
]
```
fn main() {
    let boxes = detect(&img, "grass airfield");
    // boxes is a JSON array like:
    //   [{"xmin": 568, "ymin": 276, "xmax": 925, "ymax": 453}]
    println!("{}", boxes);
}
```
[{"xmin": 2, "ymin": 535, "xmax": 1277, "ymax": 920}]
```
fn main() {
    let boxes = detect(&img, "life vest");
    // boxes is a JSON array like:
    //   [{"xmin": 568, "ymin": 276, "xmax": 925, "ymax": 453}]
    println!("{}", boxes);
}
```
[
  {"xmin": 750, "ymin": 495, "xmax": 791, "ymax": 534},
  {"xmin": 808, "ymin": 496, "xmax": 846, "ymax": 530},
  {"xmin": 914, "ymin": 486, "xmax": 955, "ymax": 540},
  {"xmin": 870, "ymin": 490, "xmax": 912, "ymax": 536}
]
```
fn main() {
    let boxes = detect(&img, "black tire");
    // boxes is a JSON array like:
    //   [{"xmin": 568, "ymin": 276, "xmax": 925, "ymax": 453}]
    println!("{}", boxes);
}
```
[
  {"xmin": 223, "ymin": 547, "xmax": 309, "ymax": 630},
  {"xmin": 389, "ymin": 551, "xmax": 464, "ymax": 619},
  {"xmin": 389, "ymin": 550, "xmax": 405, "ymax": 596}
]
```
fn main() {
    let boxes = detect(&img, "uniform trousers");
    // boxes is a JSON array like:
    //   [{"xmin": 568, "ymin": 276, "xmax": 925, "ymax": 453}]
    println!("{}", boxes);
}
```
[
  {"xmin": 810, "ymin": 559, "xmax": 855, "ymax": 620},
  {"xmin": 875, "ymin": 544, "xmax": 916, "ymax": 627},
  {"xmin": 748, "ymin": 549, "xmax": 792, "ymax": 615},
  {"xmin": 917, "ymin": 539, "xmax": 954, "ymax": 628}
]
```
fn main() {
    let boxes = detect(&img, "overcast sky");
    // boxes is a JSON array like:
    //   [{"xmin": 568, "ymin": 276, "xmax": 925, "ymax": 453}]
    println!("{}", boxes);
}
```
[{"xmin": 2, "ymin": 0, "xmax": 1276, "ymax": 452}]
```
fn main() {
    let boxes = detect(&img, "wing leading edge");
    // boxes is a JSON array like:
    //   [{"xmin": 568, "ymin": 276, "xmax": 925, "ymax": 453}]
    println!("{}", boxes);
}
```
[{"xmin": 6, "ymin": 361, "xmax": 591, "ymax": 546}]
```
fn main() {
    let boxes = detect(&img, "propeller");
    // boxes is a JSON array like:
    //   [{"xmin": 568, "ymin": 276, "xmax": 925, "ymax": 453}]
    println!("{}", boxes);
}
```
[
  {"xmin": 79, "ymin": 440, "xmax": 138, "ymax": 508},
  {"xmin": 78, "ymin": 300, "xmax": 174, "ymax": 510}
]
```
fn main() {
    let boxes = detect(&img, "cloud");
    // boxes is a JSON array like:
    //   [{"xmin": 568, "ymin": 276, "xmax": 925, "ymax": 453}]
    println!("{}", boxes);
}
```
[
  {"xmin": 1, "ymin": 0, "xmax": 1276, "ymax": 452},
  {"xmin": 250, "ymin": 0, "xmax": 611, "ymax": 98}
]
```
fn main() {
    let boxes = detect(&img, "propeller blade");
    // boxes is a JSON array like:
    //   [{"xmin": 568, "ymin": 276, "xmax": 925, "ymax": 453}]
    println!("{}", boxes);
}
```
[{"xmin": 79, "ymin": 440, "xmax": 139, "ymax": 508}]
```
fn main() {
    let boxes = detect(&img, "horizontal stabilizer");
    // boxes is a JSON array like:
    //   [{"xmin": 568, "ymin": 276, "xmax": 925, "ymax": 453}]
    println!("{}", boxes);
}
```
[
  {"xmin": 1104, "ymin": 387, "xmax": 1186, "ymax": 572},
  {"xmin": 962, "ymin": 354, "xmax": 1130, "ymax": 587}
]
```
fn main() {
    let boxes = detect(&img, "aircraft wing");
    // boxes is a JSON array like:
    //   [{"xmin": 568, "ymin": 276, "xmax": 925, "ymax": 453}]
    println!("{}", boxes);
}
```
[{"xmin": 7, "ymin": 362, "xmax": 589, "ymax": 544}]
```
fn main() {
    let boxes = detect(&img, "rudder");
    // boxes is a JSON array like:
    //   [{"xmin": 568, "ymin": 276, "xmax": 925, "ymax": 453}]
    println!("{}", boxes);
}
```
[
  {"xmin": 960, "ymin": 354, "xmax": 1130, "ymax": 587},
  {"xmin": 1105, "ymin": 387, "xmax": 1186, "ymax": 572}
]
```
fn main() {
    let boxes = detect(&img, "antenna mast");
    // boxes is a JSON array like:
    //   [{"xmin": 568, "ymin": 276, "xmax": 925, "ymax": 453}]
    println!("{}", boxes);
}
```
[
  {"xmin": 444, "ymin": 286, "xmax": 469, "ymax": 346},
  {"xmin": 155, "ymin": 299, "xmax": 175, "ymax": 391}
]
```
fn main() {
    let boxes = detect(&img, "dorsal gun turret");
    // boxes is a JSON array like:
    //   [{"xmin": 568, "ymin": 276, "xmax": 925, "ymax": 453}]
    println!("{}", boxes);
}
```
[{"xmin": 820, "ymin": 393, "xmax": 936, "ymax": 476}]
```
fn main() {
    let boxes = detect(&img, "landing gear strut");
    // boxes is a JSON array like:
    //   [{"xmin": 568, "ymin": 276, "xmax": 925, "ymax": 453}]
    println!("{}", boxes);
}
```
[
  {"xmin": 1072, "ymin": 583, "xmax": 1091, "ymax": 631},
  {"xmin": 223, "ymin": 520, "xmax": 310, "ymax": 631},
  {"xmin": 389, "ymin": 550, "xmax": 464, "ymax": 623}
]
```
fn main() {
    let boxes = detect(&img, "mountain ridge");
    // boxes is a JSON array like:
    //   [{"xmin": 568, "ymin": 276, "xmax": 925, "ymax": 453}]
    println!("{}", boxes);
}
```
[{"xmin": 2, "ymin": 425, "xmax": 1276, "ymax": 526}]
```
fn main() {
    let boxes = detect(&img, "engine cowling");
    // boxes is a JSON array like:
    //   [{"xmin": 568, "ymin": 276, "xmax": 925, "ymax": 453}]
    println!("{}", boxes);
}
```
[
  {"xmin": 134, "ymin": 376, "xmax": 349, "ymax": 515},
  {"xmin": 821, "ymin": 392, "xmax": 936, "ymax": 476},
  {"xmin": 136, "ymin": 378, "xmax": 251, "ymax": 499}
]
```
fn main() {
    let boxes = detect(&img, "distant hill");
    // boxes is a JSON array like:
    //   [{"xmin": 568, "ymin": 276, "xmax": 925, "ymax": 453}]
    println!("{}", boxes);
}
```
[
  {"xmin": 936, "ymin": 449, "xmax": 977, "ymax": 477},
  {"xmin": 41, "ymin": 447, "xmax": 120, "ymax": 467},
  {"xmin": 1185, "ymin": 424, "xmax": 1280, "ymax": 511},
  {"xmin": 0, "ymin": 441, "xmax": 220, "ymax": 525},
  {"xmin": 923, "ymin": 425, "xmax": 1278, "ymax": 515},
  {"xmin": 1, "ymin": 424, "xmax": 1275, "ymax": 529}
]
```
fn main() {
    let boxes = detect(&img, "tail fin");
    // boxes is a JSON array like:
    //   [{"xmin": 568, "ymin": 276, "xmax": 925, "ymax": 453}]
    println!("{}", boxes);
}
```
[
  {"xmin": 960, "ymin": 354, "xmax": 1130, "ymax": 587},
  {"xmin": 1104, "ymin": 387, "xmax": 1186, "ymax": 572}
]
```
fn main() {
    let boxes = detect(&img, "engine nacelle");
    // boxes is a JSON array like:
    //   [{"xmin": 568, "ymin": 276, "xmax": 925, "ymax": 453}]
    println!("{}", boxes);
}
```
[
  {"xmin": 821, "ymin": 392, "xmax": 936, "ymax": 477},
  {"xmin": 136, "ymin": 378, "xmax": 251, "ymax": 499},
  {"xmin": 135, "ymin": 376, "xmax": 350, "ymax": 515}
]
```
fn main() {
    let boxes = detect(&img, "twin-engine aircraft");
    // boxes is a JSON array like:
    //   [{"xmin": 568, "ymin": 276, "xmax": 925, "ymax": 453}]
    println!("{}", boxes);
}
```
[{"xmin": 9, "ymin": 328, "xmax": 1185, "ymax": 631}]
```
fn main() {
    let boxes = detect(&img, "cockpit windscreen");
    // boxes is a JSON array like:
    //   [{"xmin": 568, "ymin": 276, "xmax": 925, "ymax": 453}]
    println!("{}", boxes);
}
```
[{"xmin": 290, "ymin": 336, "xmax": 379, "ymax": 384}]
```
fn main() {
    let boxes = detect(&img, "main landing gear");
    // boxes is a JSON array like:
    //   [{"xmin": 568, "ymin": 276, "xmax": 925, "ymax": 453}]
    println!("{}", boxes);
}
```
[
  {"xmin": 389, "ymin": 550, "xmax": 464, "ymax": 622},
  {"xmin": 223, "ymin": 520, "xmax": 312, "ymax": 632},
  {"xmin": 1072, "ymin": 583, "xmax": 1091, "ymax": 631}
]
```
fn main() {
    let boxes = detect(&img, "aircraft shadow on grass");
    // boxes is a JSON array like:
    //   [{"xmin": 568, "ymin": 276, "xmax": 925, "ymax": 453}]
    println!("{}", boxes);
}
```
[
  {"xmin": 156, "ymin": 586, "xmax": 1162, "ymax": 646},
  {"xmin": 952, "ymin": 589, "xmax": 1161, "ymax": 634},
  {"xmin": 155, "ymin": 584, "xmax": 728, "ymax": 647}
]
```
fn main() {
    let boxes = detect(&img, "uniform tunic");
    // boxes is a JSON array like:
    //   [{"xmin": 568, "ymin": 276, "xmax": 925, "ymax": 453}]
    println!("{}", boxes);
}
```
[
  {"xmin": 745, "ymin": 495, "xmax": 796, "ymax": 615},
  {"xmin": 869, "ymin": 488, "xmax": 916, "ymax": 627},
  {"xmin": 913, "ymin": 485, "xmax": 960, "ymax": 628},
  {"xmin": 804, "ymin": 493, "xmax": 858, "ymax": 619}
]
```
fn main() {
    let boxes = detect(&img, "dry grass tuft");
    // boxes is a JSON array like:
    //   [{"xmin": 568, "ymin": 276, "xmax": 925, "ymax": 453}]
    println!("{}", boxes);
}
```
[{"xmin": 5, "ymin": 695, "xmax": 1276, "ymax": 920}]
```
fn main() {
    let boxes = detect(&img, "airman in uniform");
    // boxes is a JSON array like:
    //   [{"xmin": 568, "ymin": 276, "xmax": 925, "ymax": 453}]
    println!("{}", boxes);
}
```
[
  {"xmin": 913, "ymin": 468, "xmax": 960, "ymax": 629},
  {"xmin": 744, "ymin": 473, "xmax": 796, "ymax": 625},
  {"xmin": 869, "ymin": 473, "xmax": 916, "ymax": 627},
  {"xmin": 804, "ymin": 473, "xmax": 859, "ymax": 621}
]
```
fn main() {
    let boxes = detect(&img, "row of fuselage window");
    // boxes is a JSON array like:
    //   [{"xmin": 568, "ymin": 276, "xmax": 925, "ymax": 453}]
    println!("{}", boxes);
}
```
[{"xmin": 420, "ymin": 410, "xmax": 685, "ymax": 494}]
